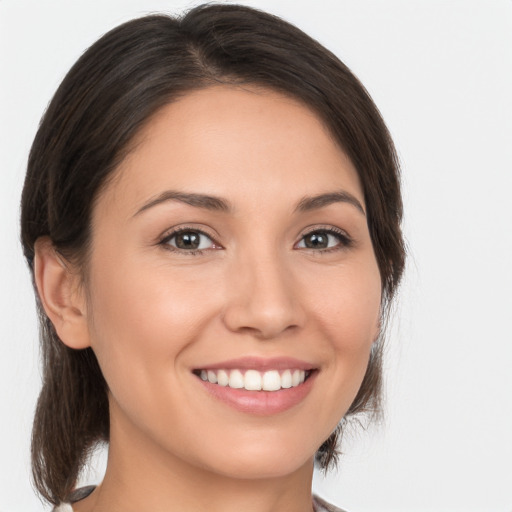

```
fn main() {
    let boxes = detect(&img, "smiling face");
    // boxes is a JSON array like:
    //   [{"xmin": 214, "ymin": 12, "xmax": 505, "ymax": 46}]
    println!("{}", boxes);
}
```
[{"xmin": 81, "ymin": 85, "xmax": 382, "ymax": 480}]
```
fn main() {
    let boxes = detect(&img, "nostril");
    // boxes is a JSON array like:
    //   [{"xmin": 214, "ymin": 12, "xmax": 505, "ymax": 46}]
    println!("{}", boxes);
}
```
[{"xmin": 222, "ymin": 304, "xmax": 303, "ymax": 340}]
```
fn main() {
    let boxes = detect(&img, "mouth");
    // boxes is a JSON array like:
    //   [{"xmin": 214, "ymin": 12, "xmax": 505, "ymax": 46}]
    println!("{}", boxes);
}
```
[
  {"xmin": 193, "ymin": 368, "xmax": 313, "ymax": 392},
  {"xmin": 192, "ymin": 358, "xmax": 317, "ymax": 415}
]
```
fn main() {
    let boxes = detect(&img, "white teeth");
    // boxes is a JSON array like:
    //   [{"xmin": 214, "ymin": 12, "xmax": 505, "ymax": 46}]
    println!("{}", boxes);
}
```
[
  {"xmin": 228, "ymin": 369, "xmax": 244, "ymax": 389},
  {"xmin": 217, "ymin": 369, "xmax": 229, "ymax": 386},
  {"xmin": 281, "ymin": 369, "xmax": 292, "ymax": 389},
  {"xmin": 244, "ymin": 370, "xmax": 262, "ymax": 390},
  {"xmin": 198, "ymin": 368, "xmax": 309, "ymax": 391},
  {"xmin": 262, "ymin": 370, "xmax": 281, "ymax": 391},
  {"xmin": 292, "ymin": 369, "xmax": 303, "ymax": 387}
]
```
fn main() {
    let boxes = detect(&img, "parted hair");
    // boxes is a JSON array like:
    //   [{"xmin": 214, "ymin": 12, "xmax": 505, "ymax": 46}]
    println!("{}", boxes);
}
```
[{"xmin": 20, "ymin": 3, "xmax": 405, "ymax": 506}]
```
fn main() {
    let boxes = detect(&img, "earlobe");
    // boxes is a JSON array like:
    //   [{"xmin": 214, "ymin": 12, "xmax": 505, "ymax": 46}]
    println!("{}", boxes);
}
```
[{"xmin": 34, "ymin": 237, "xmax": 91, "ymax": 349}]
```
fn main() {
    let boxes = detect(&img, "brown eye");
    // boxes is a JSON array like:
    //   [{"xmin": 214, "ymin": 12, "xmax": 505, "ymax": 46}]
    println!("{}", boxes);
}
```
[
  {"xmin": 297, "ymin": 229, "xmax": 350, "ymax": 250},
  {"xmin": 302, "ymin": 232, "xmax": 330, "ymax": 249},
  {"xmin": 165, "ymin": 230, "xmax": 215, "ymax": 251}
]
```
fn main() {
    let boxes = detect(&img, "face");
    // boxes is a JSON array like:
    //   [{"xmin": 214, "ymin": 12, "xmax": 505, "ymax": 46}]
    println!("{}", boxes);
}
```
[{"xmin": 82, "ymin": 86, "xmax": 381, "ymax": 479}]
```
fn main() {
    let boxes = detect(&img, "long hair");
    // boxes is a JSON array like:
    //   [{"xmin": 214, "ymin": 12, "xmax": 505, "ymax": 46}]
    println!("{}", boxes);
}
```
[{"xmin": 20, "ymin": 4, "xmax": 405, "ymax": 505}]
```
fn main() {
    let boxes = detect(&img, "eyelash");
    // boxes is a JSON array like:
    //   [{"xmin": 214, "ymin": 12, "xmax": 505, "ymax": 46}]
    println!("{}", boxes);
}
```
[
  {"xmin": 299, "ymin": 226, "xmax": 354, "ymax": 254},
  {"xmin": 159, "ymin": 226, "xmax": 218, "ymax": 256},
  {"xmin": 158, "ymin": 225, "xmax": 353, "ymax": 256}
]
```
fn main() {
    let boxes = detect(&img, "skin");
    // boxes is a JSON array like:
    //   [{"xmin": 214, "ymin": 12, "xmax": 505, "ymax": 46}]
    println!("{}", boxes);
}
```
[{"xmin": 35, "ymin": 86, "xmax": 382, "ymax": 512}]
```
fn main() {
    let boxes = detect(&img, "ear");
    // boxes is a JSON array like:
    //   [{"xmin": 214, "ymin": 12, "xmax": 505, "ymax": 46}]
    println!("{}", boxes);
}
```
[{"xmin": 34, "ymin": 237, "xmax": 91, "ymax": 349}]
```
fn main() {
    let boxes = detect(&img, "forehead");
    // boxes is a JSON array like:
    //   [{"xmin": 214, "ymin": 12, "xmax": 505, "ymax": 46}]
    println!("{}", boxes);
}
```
[{"xmin": 97, "ymin": 85, "xmax": 363, "ymax": 217}]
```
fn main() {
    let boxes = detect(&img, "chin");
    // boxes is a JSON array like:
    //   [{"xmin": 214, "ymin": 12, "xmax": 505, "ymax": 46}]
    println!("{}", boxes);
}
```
[{"xmin": 192, "ymin": 437, "xmax": 316, "ymax": 480}]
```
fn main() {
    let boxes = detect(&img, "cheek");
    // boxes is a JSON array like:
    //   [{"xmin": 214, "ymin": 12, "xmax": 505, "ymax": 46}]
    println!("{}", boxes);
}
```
[
  {"xmin": 304, "ymin": 256, "xmax": 382, "ymax": 409},
  {"xmin": 84, "ymin": 253, "xmax": 217, "ymax": 396},
  {"xmin": 309, "ymin": 257, "xmax": 381, "ymax": 346}
]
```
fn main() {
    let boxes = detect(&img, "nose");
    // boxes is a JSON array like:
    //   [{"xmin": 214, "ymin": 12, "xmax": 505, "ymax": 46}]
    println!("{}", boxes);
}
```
[{"xmin": 221, "ymin": 250, "xmax": 305, "ymax": 340}]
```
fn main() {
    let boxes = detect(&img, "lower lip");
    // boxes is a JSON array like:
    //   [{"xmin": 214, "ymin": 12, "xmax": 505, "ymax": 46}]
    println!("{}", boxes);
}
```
[{"xmin": 195, "ymin": 371, "xmax": 317, "ymax": 415}]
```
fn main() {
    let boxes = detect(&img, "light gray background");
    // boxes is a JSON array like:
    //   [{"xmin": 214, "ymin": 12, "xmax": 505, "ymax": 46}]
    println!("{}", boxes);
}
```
[{"xmin": 1, "ymin": 1, "xmax": 511, "ymax": 511}]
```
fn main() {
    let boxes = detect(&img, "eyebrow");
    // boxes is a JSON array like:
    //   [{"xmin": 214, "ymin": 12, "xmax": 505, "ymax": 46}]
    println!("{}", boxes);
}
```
[
  {"xmin": 134, "ymin": 191, "xmax": 232, "ymax": 216},
  {"xmin": 134, "ymin": 189, "xmax": 365, "ymax": 217},
  {"xmin": 295, "ymin": 191, "xmax": 366, "ymax": 216}
]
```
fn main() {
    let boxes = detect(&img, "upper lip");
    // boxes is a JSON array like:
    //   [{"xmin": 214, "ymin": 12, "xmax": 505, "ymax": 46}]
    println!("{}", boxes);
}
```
[{"xmin": 194, "ymin": 356, "xmax": 316, "ymax": 372}]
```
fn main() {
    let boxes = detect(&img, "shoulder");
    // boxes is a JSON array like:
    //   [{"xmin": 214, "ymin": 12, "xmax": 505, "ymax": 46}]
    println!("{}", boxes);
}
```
[{"xmin": 313, "ymin": 494, "xmax": 349, "ymax": 512}]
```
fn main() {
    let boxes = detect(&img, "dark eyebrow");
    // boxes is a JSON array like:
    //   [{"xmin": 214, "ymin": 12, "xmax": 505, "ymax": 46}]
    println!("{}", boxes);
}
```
[
  {"xmin": 134, "ymin": 189, "xmax": 365, "ymax": 217},
  {"xmin": 134, "ymin": 191, "xmax": 232, "ymax": 216},
  {"xmin": 294, "ymin": 191, "xmax": 366, "ymax": 216}
]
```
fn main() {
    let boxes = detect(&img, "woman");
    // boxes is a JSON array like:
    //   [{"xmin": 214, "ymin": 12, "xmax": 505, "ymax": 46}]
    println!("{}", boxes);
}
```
[{"xmin": 20, "ymin": 4, "xmax": 404, "ymax": 511}]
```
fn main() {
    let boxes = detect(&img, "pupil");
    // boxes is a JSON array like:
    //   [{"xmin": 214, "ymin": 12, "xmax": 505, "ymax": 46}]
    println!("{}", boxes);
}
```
[
  {"xmin": 305, "ymin": 232, "xmax": 328, "ymax": 249},
  {"xmin": 176, "ymin": 232, "xmax": 200, "ymax": 250}
]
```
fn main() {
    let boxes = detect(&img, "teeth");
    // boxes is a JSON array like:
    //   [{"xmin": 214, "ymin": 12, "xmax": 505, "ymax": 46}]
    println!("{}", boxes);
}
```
[
  {"xmin": 244, "ymin": 370, "xmax": 262, "ymax": 390},
  {"xmin": 217, "ymin": 369, "xmax": 229, "ymax": 387},
  {"xmin": 292, "ymin": 369, "xmax": 303, "ymax": 387},
  {"xmin": 228, "ymin": 370, "xmax": 244, "ymax": 389},
  {"xmin": 262, "ymin": 370, "xmax": 281, "ymax": 391},
  {"xmin": 281, "ymin": 369, "xmax": 292, "ymax": 389},
  {"xmin": 198, "ymin": 368, "xmax": 308, "ymax": 391}
]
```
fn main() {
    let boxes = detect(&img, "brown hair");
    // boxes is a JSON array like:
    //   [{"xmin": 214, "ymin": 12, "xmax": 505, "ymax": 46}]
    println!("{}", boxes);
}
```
[{"xmin": 21, "ymin": 3, "xmax": 405, "ymax": 505}]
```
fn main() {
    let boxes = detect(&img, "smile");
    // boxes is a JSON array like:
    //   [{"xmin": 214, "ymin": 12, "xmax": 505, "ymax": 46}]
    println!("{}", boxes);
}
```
[
  {"xmin": 196, "ymin": 368, "xmax": 310, "ymax": 391},
  {"xmin": 192, "ymin": 357, "xmax": 317, "ymax": 414}
]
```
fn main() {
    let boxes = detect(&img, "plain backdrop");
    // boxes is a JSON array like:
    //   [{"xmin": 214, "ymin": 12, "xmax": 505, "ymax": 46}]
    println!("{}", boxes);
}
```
[{"xmin": 1, "ymin": 1, "xmax": 511, "ymax": 511}]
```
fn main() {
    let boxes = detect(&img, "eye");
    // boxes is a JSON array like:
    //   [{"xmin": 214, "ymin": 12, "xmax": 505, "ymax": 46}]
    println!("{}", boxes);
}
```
[
  {"xmin": 161, "ymin": 228, "xmax": 218, "ymax": 253},
  {"xmin": 296, "ymin": 228, "xmax": 352, "ymax": 251}
]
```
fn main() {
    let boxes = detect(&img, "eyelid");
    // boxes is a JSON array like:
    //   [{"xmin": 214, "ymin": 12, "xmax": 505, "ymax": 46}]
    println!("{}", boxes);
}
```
[
  {"xmin": 158, "ymin": 225, "xmax": 223, "ymax": 254},
  {"xmin": 295, "ymin": 225, "xmax": 354, "ymax": 251},
  {"xmin": 157, "ymin": 223, "xmax": 353, "ymax": 255}
]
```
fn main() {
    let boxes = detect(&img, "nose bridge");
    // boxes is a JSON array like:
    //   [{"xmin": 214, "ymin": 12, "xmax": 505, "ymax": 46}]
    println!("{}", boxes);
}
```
[{"xmin": 222, "ymin": 242, "xmax": 303, "ymax": 339}]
